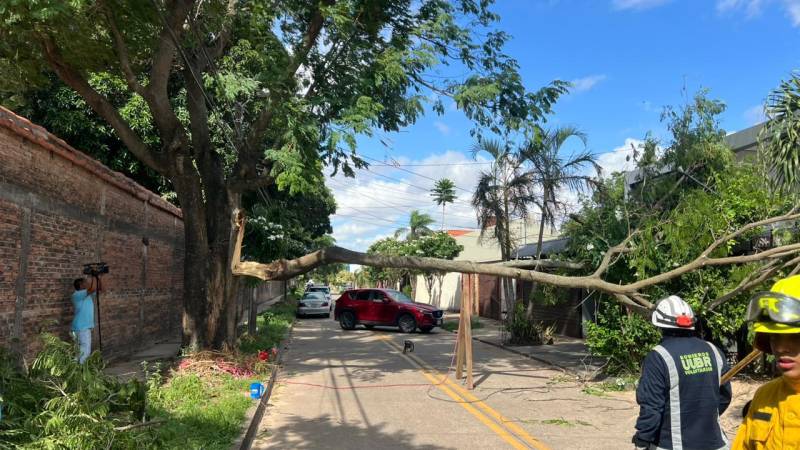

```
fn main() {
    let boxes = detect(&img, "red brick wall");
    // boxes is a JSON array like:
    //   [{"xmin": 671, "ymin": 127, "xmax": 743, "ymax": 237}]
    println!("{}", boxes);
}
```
[{"xmin": 0, "ymin": 108, "xmax": 184, "ymax": 360}]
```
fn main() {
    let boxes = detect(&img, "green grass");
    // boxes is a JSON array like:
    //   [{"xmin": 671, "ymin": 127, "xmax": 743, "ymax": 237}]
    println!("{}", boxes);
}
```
[
  {"xmin": 147, "ymin": 295, "xmax": 298, "ymax": 449},
  {"xmin": 238, "ymin": 295, "xmax": 298, "ymax": 354},
  {"xmin": 441, "ymin": 316, "xmax": 484, "ymax": 332},
  {"xmin": 540, "ymin": 418, "xmax": 592, "ymax": 428},
  {"xmin": 147, "ymin": 373, "xmax": 254, "ymax": 449}
]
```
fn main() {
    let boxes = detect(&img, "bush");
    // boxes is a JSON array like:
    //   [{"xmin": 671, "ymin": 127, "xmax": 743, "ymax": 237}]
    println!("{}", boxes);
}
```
[
  {"xmin": 0, "ymin": 335, "xmax": 152, "ymax": 449},
  {"xmin": 504, "ymin": 302, "xmax": 557, "ymax": 346},
  {"xmin": 585, "ymin": 303, "xmax": 661, "ymax": 375}
]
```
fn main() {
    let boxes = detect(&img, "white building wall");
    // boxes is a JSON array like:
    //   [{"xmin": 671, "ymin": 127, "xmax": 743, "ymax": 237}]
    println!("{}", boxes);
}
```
[{"xmin": 413, "ymin": 272, "xmax": 462, "ymax": 311}]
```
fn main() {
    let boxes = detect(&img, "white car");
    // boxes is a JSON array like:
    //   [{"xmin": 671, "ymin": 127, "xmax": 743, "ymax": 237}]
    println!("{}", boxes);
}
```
[
  {"xmin": 297, "ymin": 291, "xmax": 329, "ymax": 317},
  {"xmin": 305, "ymin": 285, "xmax": 332, "ymax": 310}
]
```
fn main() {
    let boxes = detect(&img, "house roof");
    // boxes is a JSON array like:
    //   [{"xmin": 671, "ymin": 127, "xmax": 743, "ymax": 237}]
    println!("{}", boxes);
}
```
[
  {"xmin": 446, "ymin": 229, "xmax": 472, "ymax": 237},
  {"xmin": 515, "ymin": 238, "xmax": 570, "ymax": 258}
]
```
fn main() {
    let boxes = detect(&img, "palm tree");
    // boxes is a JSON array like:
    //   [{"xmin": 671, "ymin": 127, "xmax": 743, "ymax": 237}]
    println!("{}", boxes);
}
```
[
  {"xmin": 471, "ymin": 139, "xmax": 537, "ymax": 261},
  {"xmin": 431, "ymin": 178, "xmax": 457, "ymax": 230},
  {"xmin": 522, "ymin": 126, "xmax": 600, "ymax": 263},
  {"xmin": 761, "ymin": 72, "xmax": 800, "ymax": 192},
  {"xmin": 394, "ymin": 210, "xmax": 435, "ymax": 240}
]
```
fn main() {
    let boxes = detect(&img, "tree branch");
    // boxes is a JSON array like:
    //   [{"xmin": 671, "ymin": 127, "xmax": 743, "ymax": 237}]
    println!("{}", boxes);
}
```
[
  {"xmin": 228, "ymin": 173, "xmax": 275, "ymax": 192},
  {"xmin": 148, "ymin": 0, "xmax": 194, "ymax": 102},
  {"xmin": 230, "ymin": 210, "xmax": 800, "ymax": 310},
  {"xmin": 243, "ymin": 1, "xmax": 330, "ymax": 154},
  {"xmin": 38, "ymin": 34, "xmax": 168, "ymax": 175},
  {"xmin": 498, "ymin": 259, "xmax": 585, "ymax": 270},
  {"xmin": 204, "ymin": 0, "xmax": 238, "ymax": 61},
  {"xmin": 100, "ymin": 0, "xmax": 145, "ymax": 95},
  {"xmin": 702, "ymin": 207, "xmax": 799, "ymax": 258},
  {"xmin": 592, "ymin": 232, "xmax": 638, "ymax": 277}
]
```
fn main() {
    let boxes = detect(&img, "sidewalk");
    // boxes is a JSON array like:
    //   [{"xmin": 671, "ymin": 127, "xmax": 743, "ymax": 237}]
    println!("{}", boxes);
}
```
[
  {"xmin": 105, "ymin": 337, "xmax": 182, "ymax": 381},
  {"xmin": 445, "ymin": 314, "xmax": 607, "ymax": 380},
  {"xmin": 107, "ymin": 294, "xmax": 287, "ymax": 382}
]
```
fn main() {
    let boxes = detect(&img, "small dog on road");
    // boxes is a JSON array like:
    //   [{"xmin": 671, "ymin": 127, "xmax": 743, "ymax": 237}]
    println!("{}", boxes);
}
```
[{"xmin": 403, "ymin": 340, "xmax": 414, "ymax": 354}]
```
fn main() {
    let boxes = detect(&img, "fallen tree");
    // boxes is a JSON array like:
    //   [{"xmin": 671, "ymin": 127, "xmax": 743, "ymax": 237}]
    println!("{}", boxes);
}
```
[{"xmin": 231, "ymin": 208, "xmax": 800, "ymax": 313}]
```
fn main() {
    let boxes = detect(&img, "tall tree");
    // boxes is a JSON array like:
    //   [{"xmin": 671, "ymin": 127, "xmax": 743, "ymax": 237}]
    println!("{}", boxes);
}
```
[
  {"xmin": 471, "ymin": 139, "xmax": 536, "ymax": 261},
  {"xmin": 395, "ymin": 210, "xmax": 435, "ymax": 240},
  {"xmin": 522, "ymin": 126, "xmax": 599, "ymax": 263},
  {"xmin": 430, "ymin": 178, "xmax": 457, "ymax": 230},
  {"xmin": 0, "ymin": 1, "xmax": 567, "ymax": 349},
  {"xmin": 761, "ymin": 72, "xmax": 800, "ymax": 192}
]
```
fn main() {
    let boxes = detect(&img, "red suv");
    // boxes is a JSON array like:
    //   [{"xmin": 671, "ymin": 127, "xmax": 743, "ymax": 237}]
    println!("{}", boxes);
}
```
[{"xmin": 334, "ymin": 288, "xmax": 444, "ymax": 333}]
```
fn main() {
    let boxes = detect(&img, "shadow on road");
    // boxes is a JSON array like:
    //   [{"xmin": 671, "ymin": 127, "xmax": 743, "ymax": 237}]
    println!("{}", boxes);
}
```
[{"xmin": 259, "ymin": 414, "xmax": 455, "ymax": 450}]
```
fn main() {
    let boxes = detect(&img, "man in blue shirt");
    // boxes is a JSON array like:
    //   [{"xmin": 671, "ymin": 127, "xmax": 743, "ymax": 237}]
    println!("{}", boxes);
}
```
[{"xmin": 71, "ymin": 276, "xmax": 100, "ymax": 363}]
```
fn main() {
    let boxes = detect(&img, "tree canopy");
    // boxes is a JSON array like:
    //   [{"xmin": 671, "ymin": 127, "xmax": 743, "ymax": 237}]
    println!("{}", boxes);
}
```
[{"xmin": 0, "ymin": 0, "xmax": 569, "ymax": 348}]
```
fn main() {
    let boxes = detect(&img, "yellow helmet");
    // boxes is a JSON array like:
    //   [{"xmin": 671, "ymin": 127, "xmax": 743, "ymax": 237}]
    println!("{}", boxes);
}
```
[{"xmin": 747, "ymin": 275, "xmax": 800, "ymax": 353}]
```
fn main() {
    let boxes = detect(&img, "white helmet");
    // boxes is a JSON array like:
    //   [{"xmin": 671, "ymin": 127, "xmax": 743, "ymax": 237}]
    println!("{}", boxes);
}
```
[{"xmin": 652, "ymin": 295, "xmax": 696, "ymax": 330}]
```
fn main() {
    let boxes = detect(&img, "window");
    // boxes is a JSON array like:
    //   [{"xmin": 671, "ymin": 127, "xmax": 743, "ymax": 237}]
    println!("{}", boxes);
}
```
[
  {"xmin": 371, "ymin": 291, "xmax": 387, "ymax": 301},
  {"xmin": 355, "ymin": 290, "xmax": 371, "ymax": 301},
  {"xmin": 386, "ymin": 289, "xmax": 413, "ymax": 303}
]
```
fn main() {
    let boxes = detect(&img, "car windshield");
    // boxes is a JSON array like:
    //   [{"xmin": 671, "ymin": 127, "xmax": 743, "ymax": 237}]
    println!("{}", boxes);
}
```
[
  {"xmin": 386, "ymin": 290, "xmax": 413, "ymax": 303},
  {"xmin": 303, "ymin": 292, "xmax": 325, "ymax": 300},
  {"xmin": 308, "ymin": 287, "xmax": 329, "ymax": 293}
]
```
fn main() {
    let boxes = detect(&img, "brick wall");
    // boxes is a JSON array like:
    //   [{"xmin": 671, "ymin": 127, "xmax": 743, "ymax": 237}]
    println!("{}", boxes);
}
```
[{"xmin": 0, "ymin": 107, "xmax": 184, "ymax": 360}]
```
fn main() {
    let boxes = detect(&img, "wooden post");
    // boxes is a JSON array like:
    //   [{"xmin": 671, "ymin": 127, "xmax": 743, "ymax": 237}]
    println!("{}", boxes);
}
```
[
  {"xmin": 455, "ymin": 274, "xmax": 467, "ymax": 380},
  {"xmin": 473, "ymin": 273, "xmax": 480, "ymax": 315},
  {"xmin": 248, "ymin": 288, "xmax": 257, "ymax": 334},
  {"xmin": 464, "ymin": 274, "xmax": 474, "ymax": 390}
]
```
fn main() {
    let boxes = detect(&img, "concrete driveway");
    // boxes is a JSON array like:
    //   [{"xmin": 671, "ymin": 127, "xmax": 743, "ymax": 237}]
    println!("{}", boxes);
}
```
[{"xmin": 252, "ymin": 317, "xmax": 639, "ymax": 450}]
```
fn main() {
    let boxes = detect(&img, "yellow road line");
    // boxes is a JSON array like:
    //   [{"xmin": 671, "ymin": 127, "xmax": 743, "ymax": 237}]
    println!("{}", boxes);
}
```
[
  {"xmin": 376, "ymin": 336, "xmax": 528, "ymax": 450},
  {"xmin": 379, "ymin": 335, "xmax": 551, "ymax": 450}
]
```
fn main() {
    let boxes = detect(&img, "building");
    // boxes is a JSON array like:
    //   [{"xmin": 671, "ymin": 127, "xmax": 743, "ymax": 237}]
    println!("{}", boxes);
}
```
[{"xmin": 413, "ymin": 218, "xmax": 560, "ymax": 317}]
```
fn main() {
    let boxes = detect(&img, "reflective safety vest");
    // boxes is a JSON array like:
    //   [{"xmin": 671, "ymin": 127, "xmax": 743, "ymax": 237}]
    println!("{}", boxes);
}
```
[{"xmin": 634, "ymin": 336, "xmax": 733, "ymax": 450}]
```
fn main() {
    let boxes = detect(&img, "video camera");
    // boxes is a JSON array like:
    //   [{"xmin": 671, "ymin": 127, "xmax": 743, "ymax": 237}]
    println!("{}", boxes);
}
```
[{"xmin": 83, "ymin": 262, "xmax": 109, "ymax": 277}]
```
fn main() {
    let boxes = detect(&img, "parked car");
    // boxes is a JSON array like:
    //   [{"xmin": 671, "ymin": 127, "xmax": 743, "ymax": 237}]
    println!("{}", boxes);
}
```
[
  {"xmin": 334, "ymin": 288, "xmax": 444, "ymax": 333},
  {"xmin": 297, "ymin": 291, "xmax": 330, "ymax": 318},
  {"xmin": 305, "ymin": 285, "xmax": 332, "ymax": 310}
]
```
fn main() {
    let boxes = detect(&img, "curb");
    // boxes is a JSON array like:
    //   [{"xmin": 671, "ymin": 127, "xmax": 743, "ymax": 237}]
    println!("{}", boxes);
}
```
[
  {"xmin": 230, "ymin": 314, "xmax": 296, "ymax": 450},
  {"xmin": 443, "ymin": 325, "xmax": 579, "ymax": 376},
  {"xmin": 471, "ymin": 335, "xmax": 574, "ymax": 374}
]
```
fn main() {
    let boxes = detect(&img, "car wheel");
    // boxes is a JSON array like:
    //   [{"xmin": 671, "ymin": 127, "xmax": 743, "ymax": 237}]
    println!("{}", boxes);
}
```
[
  {"xmin": 397, "ymin": 314, "xmax": 417, "ymax": 333},
  {"xmin": 364, "ymin": 324, "xmax": 374, "ymax": 330},
  {"xmin": 339, "ymin": 311, "xmax": 356, "ymax": 330},
  {"xmin": 420, "ymin": 326, "xmax": 433, "ymax": 334}
]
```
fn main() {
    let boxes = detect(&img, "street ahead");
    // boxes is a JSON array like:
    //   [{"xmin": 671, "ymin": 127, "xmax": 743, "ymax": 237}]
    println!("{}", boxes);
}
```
[{"xmin": 252, "ymin": 317, "xmax": 638, "ymax": 450}]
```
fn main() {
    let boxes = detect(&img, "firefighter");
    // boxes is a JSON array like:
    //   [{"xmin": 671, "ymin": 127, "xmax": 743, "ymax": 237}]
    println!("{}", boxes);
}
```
[
  {"xmin": 633, "ymin": 295, "xmax": 732, "ymax": 450},
  {"xmin": 732, "ymin": 275, "xmax": 800, "ymax": 449}
]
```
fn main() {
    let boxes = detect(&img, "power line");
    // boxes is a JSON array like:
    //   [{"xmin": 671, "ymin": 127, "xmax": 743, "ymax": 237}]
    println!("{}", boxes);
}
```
[
  {"xmin": 361, "ymin": 155, "xmax": 472, "ymax": 192},
  {"xmin": 350, "ymin": 168, "xmax": 474, "ymax": 205},
  {"xmin": 366, "ymin": 161, "xmax": 492, "ymax": 167}
]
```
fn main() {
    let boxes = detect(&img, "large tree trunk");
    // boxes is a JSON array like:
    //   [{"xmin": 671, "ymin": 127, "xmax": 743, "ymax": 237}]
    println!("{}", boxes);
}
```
[{"xmin": 174, "ymin": 169, "xmax": 241, "ymax": 350}]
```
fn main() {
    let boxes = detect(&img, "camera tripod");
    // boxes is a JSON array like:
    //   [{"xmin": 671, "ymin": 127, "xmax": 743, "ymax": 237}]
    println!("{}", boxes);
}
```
[{"xmin": 93, "ymin": 274, "xmax": 103, "ymax": 351}]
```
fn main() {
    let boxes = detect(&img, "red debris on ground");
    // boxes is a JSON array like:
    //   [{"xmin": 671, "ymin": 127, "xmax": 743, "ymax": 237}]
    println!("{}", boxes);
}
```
[{"xmin": 176, "ymin": 351, "xmax": 259, "ymax": 378}]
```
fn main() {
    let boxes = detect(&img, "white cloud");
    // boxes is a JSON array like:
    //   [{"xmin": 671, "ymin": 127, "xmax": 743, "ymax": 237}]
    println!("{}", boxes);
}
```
[
  {"xmin": 717, "ymin": 0, "xmax": 764, "ymax": 16},
  {"xmin": 326, "ymin": 150, "xmax": 489, "ymax": 251},
  {"xmin": 717, "ymin": 0, "xmax": 800, "ymax": 26},
  {"xmin": 613, "ymin": 0, "xmax": 671, "ymax": 10},
  {"xmin": 596, "ymin": 138, "xmax": 645, "ymax": 176},
  {"xmin": 785, "ymin": 0, "xmax": 800, "ymax": 24},
  {"xmin": 570, "ymin": 75, "xmax": 607, "ymax": 93},
  {"xmin": 433, "ymin": 121, "xmax": 451, "ymax": 136},
  {"xmin": 744, "ymin": 104, "xmax": 767, "ymax": 125}
]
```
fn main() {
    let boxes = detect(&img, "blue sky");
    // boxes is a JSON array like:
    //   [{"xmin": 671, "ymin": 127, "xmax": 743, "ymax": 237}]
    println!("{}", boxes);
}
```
[{"xmin": 326, "ymin": 0, "xmax": 800, "ymax": 252}]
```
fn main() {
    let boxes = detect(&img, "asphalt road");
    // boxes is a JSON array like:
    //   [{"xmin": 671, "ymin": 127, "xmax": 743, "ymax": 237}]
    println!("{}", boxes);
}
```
[{"xmin": 252, "ymin": 316, "xmax": 638, "ymax": 450}]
